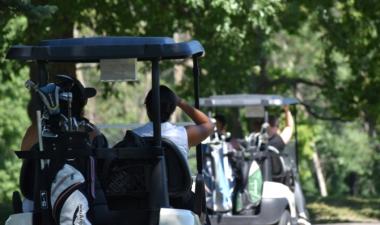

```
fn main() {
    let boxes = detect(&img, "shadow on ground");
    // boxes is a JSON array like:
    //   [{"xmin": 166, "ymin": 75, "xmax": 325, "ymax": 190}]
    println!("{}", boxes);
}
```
[{"xmin": 307, "ymin": 196, "xmax": 380, "ymax": 224}]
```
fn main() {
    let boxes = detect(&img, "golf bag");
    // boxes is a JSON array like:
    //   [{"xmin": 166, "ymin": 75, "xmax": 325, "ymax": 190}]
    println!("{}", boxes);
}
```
[
  {"xmin": 203, "ymin": 140, "xmax": 234, "ymax": 213},
  {"xmin": 19, "ymin": 77, "xmax": 102, "ymax": 225},
  {"xmin": 230, "ymin": 150, "xmax": 263, "ymax": 215}
]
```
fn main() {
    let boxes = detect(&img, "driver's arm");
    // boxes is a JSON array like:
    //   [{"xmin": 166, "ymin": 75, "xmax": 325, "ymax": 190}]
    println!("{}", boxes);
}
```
[
  {"xmin": 280, "ymin": 105, "xmax": 294, "ymax": 144},
  {"xmin": 177, "ymin": 97, "xmax": 214, "ymax": 147}
]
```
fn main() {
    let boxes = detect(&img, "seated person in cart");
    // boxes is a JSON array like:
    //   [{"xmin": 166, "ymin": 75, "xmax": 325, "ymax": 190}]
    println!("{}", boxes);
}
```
[
  {"xmin": 214, "ymin": 114, "xmax": 227, "ymax": 138},
  {"xmin": 267, "ymin": 105, "xmax": 293, "ymax": 151},
  {"xmin": 267, "ymin": 106, "xmax": 311, "ymax": 225},
  {"xmin": 133, "ymin": 85, "xmax": 214, "ymax": 210}
]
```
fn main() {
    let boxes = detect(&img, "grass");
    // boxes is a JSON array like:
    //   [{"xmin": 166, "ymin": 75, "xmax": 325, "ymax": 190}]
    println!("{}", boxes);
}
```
[{"xmin": 307, "ymin": 196, "xmax": 380, "ymax": 223}]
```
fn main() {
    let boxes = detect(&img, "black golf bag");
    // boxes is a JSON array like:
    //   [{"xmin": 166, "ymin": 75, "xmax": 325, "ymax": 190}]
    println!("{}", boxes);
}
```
[
  {"xmin": 18, "ymin": 76, "xmax": 106, "ymax": 225},
  {"xmin": 230, "ymin": 147, "xmax": 263, "ymax": 215}
]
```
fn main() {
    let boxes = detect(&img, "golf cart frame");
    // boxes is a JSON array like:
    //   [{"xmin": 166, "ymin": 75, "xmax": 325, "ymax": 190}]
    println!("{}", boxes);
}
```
[
  {"xmin": 200, "ymin": 94, "xmax": 301, "ymax": 225},
  {"xmin": 6, "ymin": 37, "xmax": 207, "ymax": 225}
]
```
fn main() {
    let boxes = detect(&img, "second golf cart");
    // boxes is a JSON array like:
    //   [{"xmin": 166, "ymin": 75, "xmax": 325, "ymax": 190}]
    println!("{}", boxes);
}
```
[{"xmin": 200, "ymin": 94, "xmax": 308, "ymax": 225}]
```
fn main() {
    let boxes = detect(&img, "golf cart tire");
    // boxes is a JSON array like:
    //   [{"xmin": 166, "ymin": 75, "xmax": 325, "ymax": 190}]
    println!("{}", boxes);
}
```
[{"xmin": 276, "ymin": 210, "xmax": 290, "ymax": 225}]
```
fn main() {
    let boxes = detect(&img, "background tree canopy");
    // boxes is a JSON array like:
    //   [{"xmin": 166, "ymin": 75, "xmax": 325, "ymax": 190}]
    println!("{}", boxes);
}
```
[{"xmin": 1, "ymin": 0, "xmax": 380, "ymax": 206}]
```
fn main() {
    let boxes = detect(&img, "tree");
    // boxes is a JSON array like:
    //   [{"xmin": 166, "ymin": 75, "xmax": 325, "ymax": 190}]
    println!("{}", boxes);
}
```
[{"xmin": 0, "ymin": 0, "xmax": 56, "ymax": 202}]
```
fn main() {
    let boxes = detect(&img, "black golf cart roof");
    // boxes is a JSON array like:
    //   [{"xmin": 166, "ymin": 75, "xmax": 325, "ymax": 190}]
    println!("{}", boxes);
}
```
[
  {"xmin": 6, "ymin": 36, "xmax": 204, "ymax": 62},
  {"xmin": 200, "ymin": 94, "xmax": 299, "ymax": 107}
]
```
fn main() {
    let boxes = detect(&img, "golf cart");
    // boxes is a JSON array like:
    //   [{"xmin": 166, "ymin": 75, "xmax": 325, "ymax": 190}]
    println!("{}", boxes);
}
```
[
  {"xmin": 200, "ymin": 94, "xmax": 305, "ymax": 225},
  {"xmin": 5, "ymin": 36, "xmax": 207, "ymax": 225}
]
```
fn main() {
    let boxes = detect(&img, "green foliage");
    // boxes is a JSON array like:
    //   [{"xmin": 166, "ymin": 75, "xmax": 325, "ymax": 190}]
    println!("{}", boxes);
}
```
[
  {"xmin": 0, "ymin": 0, "xmax": 56, "ymax": 203},
  {"xmin": 0, "ymin": 17, "xmax": 29, "ymax": 149},
  {"xmin": 296, "ymin": 123, "xmax": 319, "ymax": 195},
  {"xmin": 315, "ymin": 122, "xmax": 377, "ymax": 196},
  {"xmin": 0, "ymin": 0, "xmax": 57, "ymax": 17},
  {"xmin": 0, "ymin": 160, "xmax": 22, "ymax": 202},
  {"xmin": 287, "ymin": 1, "xmax": 380, "ymax": 134},
  {"xmin": 0, "ymin": 202, "xmax": 12, "ymax": 225},
  {"xmin": 0, "ymin": 14, "xmax": 30, "ymax": 202}
]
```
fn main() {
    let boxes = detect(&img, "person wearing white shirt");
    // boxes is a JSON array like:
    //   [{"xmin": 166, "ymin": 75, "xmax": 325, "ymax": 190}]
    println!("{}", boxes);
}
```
[{"xmin": 133, "ymin": 85, "xmax": 214, "ymax": 210}]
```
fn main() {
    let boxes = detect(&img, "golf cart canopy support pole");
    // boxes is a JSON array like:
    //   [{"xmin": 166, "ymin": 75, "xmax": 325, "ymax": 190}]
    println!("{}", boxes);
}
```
[
  {"xmin": 152, "ymin": 59, "xmax": 161, "ymax": 147},
  {"xmin": 192, "ymin": 56, "xmax": 203, "ymax": 174},
  {"xmin": 192, "ymin": 56, "xmax": 206, "ymax": 219},
  {"xmin": 293, "ymin": 105, "xmax": 299, "ymax": 172},
  {"xmin": 150, "ymin": 58, "xmax": 170, "ymax": 209},
  {"xmin": 35, "ymin": 61, "xmax": 50, "ymax": 225},
  {"xmin": 37, "ymin": 61, "xmax": 48, "ymax": 85}
]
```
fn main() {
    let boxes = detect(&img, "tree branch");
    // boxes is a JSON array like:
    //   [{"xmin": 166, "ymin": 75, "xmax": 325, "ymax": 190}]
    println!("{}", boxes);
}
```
[
  {"xmin": 269, "ymin": 77, "xmax": 324, "ymax": 88},
  {"xmin": 300, "ymin": 102, "xmax": 351, "ymax": 122}
]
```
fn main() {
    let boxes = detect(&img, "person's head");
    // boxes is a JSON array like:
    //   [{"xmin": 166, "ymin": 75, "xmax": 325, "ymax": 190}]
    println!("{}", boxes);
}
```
[
  {"xmin": 251, "ymin": 118, "xmax": 264, "ymax": 133},
  {"xmin": 145, "ymin": 85, "xmax": 177, "ymax": 123},
  {"xmin": 214, "ymin": 114, "xmax": 227, "ymax": 133},
  {"xmin": 268, "ymin": 115, "xmax": 280, "ymax": 135},
  {"xmin": 55, "ymin": 75, "xmax": 97, "ymax": 117}
]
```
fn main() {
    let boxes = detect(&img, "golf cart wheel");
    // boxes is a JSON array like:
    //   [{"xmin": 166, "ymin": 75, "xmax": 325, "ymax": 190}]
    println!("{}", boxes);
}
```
[{"xmin": 276, "ymin": 210, "xmax": 291, "ymax": 225}]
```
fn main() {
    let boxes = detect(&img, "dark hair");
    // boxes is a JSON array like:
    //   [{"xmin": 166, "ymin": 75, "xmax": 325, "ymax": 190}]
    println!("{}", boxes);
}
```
[
  {"xmin": 145, "ymin": 85, "xmax": 176, "ymax": 122},
  {"xmin": 251, "ymin": 118, "xmax": 264, "ymax": 132},
  {"xmin": 70, "ymin": 83, "xmax": 86, "ymax": 116},
  {"xmin": 214, "ymin": 114, "xmax": 226, "ymax": 128},
  {"xmin": 268, "ymin": 115, "xmax": 279, "ymax": 128}
]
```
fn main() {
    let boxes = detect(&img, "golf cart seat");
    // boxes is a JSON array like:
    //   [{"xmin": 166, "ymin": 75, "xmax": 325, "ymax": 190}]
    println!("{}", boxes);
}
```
[
  {"xmin": 142, "ymin": 137, "xmax": 192, "ymax": 198},
  {"xmin": 267, "ymin": 146, "xmax": 292, "ymax": 185},
  {"xmin": 92, "ymin": 131, "xmax": 193, "ymax": 224}
]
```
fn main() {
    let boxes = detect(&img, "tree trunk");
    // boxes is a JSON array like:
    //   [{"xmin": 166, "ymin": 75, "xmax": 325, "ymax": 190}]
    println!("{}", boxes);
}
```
[
  {"xmin": 312, "ymin": 149, "xmax": 328, "ymax": 197},
  {"xmin": 363, "ymin": 112, "xmax": 377, "ymax": 139}
]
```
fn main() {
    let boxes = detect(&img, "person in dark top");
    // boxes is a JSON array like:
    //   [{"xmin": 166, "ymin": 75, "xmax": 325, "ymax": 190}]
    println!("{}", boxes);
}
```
[
  {"xmin": 267, "ymin": 105, "xmax": 293, "ymax": 151},
  {"xmin": 267, "ymin": 106, "xmax": 310, "ymax": 225}
]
